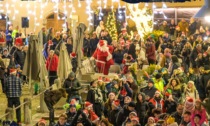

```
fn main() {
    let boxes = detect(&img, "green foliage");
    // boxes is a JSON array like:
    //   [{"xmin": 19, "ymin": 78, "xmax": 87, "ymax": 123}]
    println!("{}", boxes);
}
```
[
  {"xmin": 143, "ymin": 64, "xmax": 157, "ymax": 75},
  {"xmin": 106, "ymin": 11, "xmax": 118, "ymax": 40},
  {"xmin": 144, "ymin": 30, "xmax": 165, "ymax": 42}
]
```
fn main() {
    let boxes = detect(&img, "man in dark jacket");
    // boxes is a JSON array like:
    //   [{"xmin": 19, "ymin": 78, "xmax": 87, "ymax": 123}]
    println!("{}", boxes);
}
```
[
  {"xmin": 128, "ymin": 40, "xmax": 138, "ymax": 60},
  {"xmin": 90, "ymin": 32, "xmax": 99, "ymax": 55},
  {"xmin": 116, "ymin": 101, "xmax": 136, "ymax": 126},
  {"xmin": 141, "ymin": 80, "xmax": 157, "ymax": 101},
  {"xmin": 108, "ymin": 99, "xmax": 122, "ymax": 125},
  {"xmin": 200, "ymin": 65, "xmax": 210, "ymax": 100},
  {"xmin": 14, "ymin": 45, "xmax": 25, "ymax": 70},
  {"xmin": 188, "ymin": 18, "xmax": 197, "ymax": 36},
  {"xmin": 63, "ymin": 72, "xmax": 82, "ymax": 103},
  {"xmin": 171, "ymin": 104, "xmax": 184, "ymax": 125},
  {"xmin": 190, "ymin": 44, "xmax": 202, "ymax": 68}
]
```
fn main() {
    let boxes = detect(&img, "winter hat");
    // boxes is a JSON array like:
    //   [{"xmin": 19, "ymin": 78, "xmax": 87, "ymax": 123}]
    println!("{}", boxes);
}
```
[
  {"xmin": 155, "ymin": 90, "xmax": 161, "ymax": 95},
  {"xmin": 185, "ymin": 97, "xmax": 194, "ymax": 111},
  {"xmin": 85, "ymin": 101, "xmax": 93, "ymax": 108},
  {"xmin": 148, "ymin": 117, "xmax": 155, "ymax": 123},
  {"xmin": 104, "ymin": 77, "xmax": 110, "ymax": 83},
  {"xmin": 99, "ymin": 40, "xmax": 105, "ymax": 47},
  {"xmin": 131, "ymin": 116, "xmax": 139, "ymax": 123},
  {"xmin": 109, "ymin": 92, "xmax": 116, "ymax": 97},
  {"xmin": 129, "ymin": 111, "xmax": 137, "ymax": 116},
  {"xmin": 3, "ymin": 48, "xmax": 8, "ymax": 52},
  {"xmin": 70, "ymin": 52, "xmax": 76, "ymax": 58},
  {"xmin": 10, "ymin": 69, "xmax": 17, "ymax": 74},
  {"xmin": 128, "ymin": 101, "xmax": 136, "ymax": 108},
  {"xmin": 98, "ymin": 76, "xmax": 103, "ymax": 82},
  {"xmin": 15, "ymin": 64, "xmax": 21, "ymax": 68},
  {"xmin": 68, "ymin": 72, "xmax": 75, "ymax": 78},
  {"xmin": 112, "ymin": 99, "xmax": 120, "ymax": 107},
  {"xmin": 91, "ymin": 113, "xmax": 99, "ymax": 123},
  {"xmin": 38, "ymin": 119, "xmax": 46, "ymax": 125}
]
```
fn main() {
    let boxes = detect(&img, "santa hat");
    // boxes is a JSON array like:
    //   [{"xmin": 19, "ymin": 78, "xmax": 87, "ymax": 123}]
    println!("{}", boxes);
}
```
[
  {"xmin": 85, "ymin": 101, "xmax": 93, "ymax": 108},
  {"xmin": 131, "ymin": 116, "xmax": 139, "ymax": 123},
  {"xmin": 112, "ymin": 99, "xmax": 120, "ymax": 107},
  {"xmin": 98, "ymin": 76, "xmax": 103, "ymax": 82},
  {"xmin": 108, "ymin": 92, "xmax": 115, "ymax": 97},
  {"xmin": 70, "ymin": 52, "xmax": 76, "ymax": 58},
  {"xmin": 155, "ymin": 90, "xmax": 161, "ymax": 95},
  {"xmin": 38, "ymin": 119, "xmax": 46, "ymax": 125},
  {"xmin": 121, "ymin": 28, "xmax": 127, "ymax": 34},
  {"xmin": 129, "ymin": 111, "xmax": 137, "ymax": 116},
  {"xmin": 91, "ymin": 113, "xmax": 99, "ymax": 123},
  {"xmin": 10, "ymin": 69, "xmax": 17, "ymax": 74},
  {"xmin": 97, "ymin": 40, "xmax": 108, "ymax": 52},
  {"xmin": 148, "ymin": 117, "xmax": 155, "ymax": 123},
  {"xmin": 104, "ymin": 77, "xmax": 110, "ymax": 83},
  {"xmin": 185, "ymin": 97, "xmax": 194, "ymax": 111}
]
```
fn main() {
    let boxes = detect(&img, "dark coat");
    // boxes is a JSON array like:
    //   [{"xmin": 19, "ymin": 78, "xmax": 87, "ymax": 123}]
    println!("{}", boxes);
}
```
[
  {"xmin": 44, "ymin": 88, "xmax": 66, "ymax": 106},
  {"xmin": 171, "ymin": 112, "xmax": 182, "ymax": 125},
  {"xmin": 66, "ymin": 44, "xmax": 73, "ymax": 55},
  {"xmin": 90, "ymin": 38, "xmax": 99, "ymax": 52},
  {"xmin": 128, "ymin": 43, "xmax": 137, "ymax": 59},
  {"xmin": 113, "ymin": 50, "xmax": 125, "ymax": 64},
  {"xmin": 190, "ymin": 48, "xmax": 201, "ymax": 68},
  {"xmin": 141, "ymin": 86, "xmax": 157, "ymax": 100},
  {"xmin": 108, "ymin": 107, "xmax": 122, "ymax": 126},
  {"xmin": 51, "ymin": 37, "xmax": 62, "ymax": 50},
  {"xmin": 188, "ymin": 21, "xmax": 197, "ymax": 36},
  {"xmin": 200, "ymin": 72, "xmax": 210, "ymax": 93},
  {"xmin": 63, "ymin": 78, "xmax": 82, "ymax": 97},
  {"xmin": 116, "ymin": 106, "xmax": 132, "ymax": 126},
  {"xmin": 0, "ymin": 59, "xmax": 5, "ymax": 79},
  {"xmin": 14, "ymin": 49, "xmax": 25, "ymax": 68},
  {"xmin": 70, "ymin": 109, "xmax": 92, "ymax": 126},
  {"xmin": 66, "ymin": 112, "xmax": 76, "ymax": 124},
  {"xmin": 71, "ymin": 58, "xmax": 78, "ymax": 73},
  {"xmin": 83, "ymin": 38, "xmax": 90, "ymax": 49},
  {"xmin": 164, "ymin": 99, "xmax": 177, "ymax": 114}
]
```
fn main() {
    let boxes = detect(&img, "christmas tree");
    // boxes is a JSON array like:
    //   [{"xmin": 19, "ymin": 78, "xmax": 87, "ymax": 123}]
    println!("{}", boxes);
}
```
[{"xmin": 106, "ymin": 11, "xmax": 118, "ymax": 40}]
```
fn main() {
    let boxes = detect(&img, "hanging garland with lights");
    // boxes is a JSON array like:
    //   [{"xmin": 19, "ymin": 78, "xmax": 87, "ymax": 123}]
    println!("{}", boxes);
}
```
[{"xmin": 106, "ymin": 11, "xmax": 118, "ymax": 41}]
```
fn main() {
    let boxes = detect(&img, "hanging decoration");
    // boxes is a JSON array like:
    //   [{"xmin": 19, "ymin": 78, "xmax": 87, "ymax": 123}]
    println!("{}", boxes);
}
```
[
  {"xmin": 106, "ymin": 11, "xmax": 118, "ymax": 40},
  {"xmin": 127, "ymin": 4, "xmax": 153, "ymax": 39}
]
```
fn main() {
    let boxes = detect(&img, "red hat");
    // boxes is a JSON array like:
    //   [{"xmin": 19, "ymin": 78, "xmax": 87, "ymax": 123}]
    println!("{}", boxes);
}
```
[
  {"xmin": 91, "ymin": 113, "xmax": 99, "ymax": 123},
  {"xmin": 85, "ymin": 101, "xmax": 93, "ymax": 108},
  {"xmin": 38, "ymin": 119, "xmax": 46, "ymax": 125},
  {"xmin": 70, "ymin": 52, "xmax": 76, "ymax": 58},
  {"xmin": 104, "ymin": 77, "xmax": 110, "ymax": 83},
  {"xmin": 99, "ymin": 40, "xmax": 105, "ymax": 47},
  {"xmin": 131, "ymin": 116, "xmax": 139, "ymax": 123},
  {"xmin": 185, "ymin": 97, "xmax": 194, "ymax": 111},
  {"xmin": 155, "ymin": 90, "xmax": 161, "ymax": 95},
  {"xmin": 10, "ymin": 69, "xmax": 17, "ymax": 74},
  {"xmin": 98, "ymin": 76, "xmax": 103, "ymax": 82},
  {"xmin": 112, "ymin": 99, "xmax": 120, "ymax": 107}
]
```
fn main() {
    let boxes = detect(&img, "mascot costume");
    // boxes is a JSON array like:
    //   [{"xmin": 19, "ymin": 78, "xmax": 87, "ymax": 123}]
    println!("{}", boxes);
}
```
[{"xmin": 91, "ymin": 40, "xmax": 114, "ymax": 75}]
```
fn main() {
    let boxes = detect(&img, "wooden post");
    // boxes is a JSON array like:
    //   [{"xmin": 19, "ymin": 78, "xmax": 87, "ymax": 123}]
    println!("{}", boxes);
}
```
[
  {"xmin": 5, "ymin": 107, "xmax": 13, "ymax": 122},
  {"xmin": 24, "ymin": 98, "xmax": 32, "ymax": 124}
]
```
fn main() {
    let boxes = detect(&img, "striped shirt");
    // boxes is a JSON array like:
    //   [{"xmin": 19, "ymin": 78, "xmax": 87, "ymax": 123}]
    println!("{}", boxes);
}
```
[{"xmin": 5, "ymin": 74, "xmax": 22, "ymax": 97}]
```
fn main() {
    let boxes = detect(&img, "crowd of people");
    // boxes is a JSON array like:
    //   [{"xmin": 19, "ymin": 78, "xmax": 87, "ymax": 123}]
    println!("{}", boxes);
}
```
[{"xmin": 0, "ymin": 17, "xmax": 210, "ymax": 126}]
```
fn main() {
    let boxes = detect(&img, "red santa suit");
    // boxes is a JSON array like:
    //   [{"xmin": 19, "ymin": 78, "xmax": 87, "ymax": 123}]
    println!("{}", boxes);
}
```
[{"xmin": 92, "ymin": 40, "xmax": 114, "ymax": 75}]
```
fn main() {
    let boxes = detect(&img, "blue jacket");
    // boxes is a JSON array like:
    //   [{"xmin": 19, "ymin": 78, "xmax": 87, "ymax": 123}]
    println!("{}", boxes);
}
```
[{"xmin": 6, "ymin": 30, "xmax": 13, "ymax": 41}]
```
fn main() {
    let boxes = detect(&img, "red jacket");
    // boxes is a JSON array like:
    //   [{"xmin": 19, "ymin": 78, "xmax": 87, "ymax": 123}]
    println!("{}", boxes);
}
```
[
  {"xmin": 46, "ymin": 54, "xmax": 59, "ymax": 71},
  {"xmin": 149, "ymin": 97, "xmax": 166, "ymax": 113}
]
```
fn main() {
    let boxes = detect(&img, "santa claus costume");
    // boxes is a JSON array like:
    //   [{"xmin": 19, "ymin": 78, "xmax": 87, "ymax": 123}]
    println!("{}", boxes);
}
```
[{"xmin": 91, "ymin": 40, "xmax": 114, "ymax": 75}]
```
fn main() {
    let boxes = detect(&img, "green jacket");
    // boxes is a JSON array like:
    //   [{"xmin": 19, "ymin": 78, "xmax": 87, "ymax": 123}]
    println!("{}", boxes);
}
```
[{"xmin": 152, "ymin": 78, "xmax": 165, "ymax": 92}]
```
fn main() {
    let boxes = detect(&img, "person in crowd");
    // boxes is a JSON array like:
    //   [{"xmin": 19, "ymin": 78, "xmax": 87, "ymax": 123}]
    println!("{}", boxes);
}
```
[
  {"xmin": 83, "ymin": 33, "xmax": 91, "ymax": 57},
  {"xmin": 46, "ymin": 27, "xmax": 53, "ymax": 41},
  {"xmin": 90, "ymin": 32, "xmax": 99, "ymax": 55},
  {"xmin": 149, "ymin": 90, "xmax": 165, "ymax": 112},
  {"xmin": 153, "ymin": 73, "xmax": 165, "ymax": 93},
  {"xmin": 135, "ymin": 43, "xmax": 146, "ymax": 69},
  {"xmin": 4, "ymin": 69, "xmax": 22, "ymax": 125},
  {"xmin": 169, "ymin": 19, "xmax": 176, "ymax": 36},
  {"xmin": 12, "ymin": 25, "xmax": 19, "ymax": 40},
  {"xmin": 14, "ymin": 44, "xmax": 25, "ymax": 70},
  {"xmin": 178, "ymin": 18, "xmax": 189, "ymax": 34},
  {"xmin": 63, "ymin": 72, "xmax": 82, "ymax": 103},
  {"xmin": 55, "ymin": 114, "xmax": 70, "ymax": 126},
  {"xmin": 96, "ymin": 21, "xmax": 105, "ymax": 38},
  {"xmin": 146, "ymin": 39, "xmax": 156, "ymax": 65},
  {"xmin": 38, "ymin": 27, "xmax": 47, "ymax": 45},
  {"xmin": 187, "ymin": 114, "xmax": 207, "ymax": 126},
  {"xmin": 165, "ymin": 78, "xmax": 182, "ymax": 99},
  {"xmin": 160, "ymin": 48, "xmax": 171, "ymax": 68},
  {"xmin": 62, "ymin": 33, "xmax": 68, "ymax": 43},
  {"xmin": 188, "ymin": 18, "xmax": 197, "ymax": 36},
  {"xmin": 46, "ymin": 50, "xmax": 59, "ymax": 87},
  {"xmin": 66, "ymin": 101, "xmax": 77, "ymax": 124},
  {"xmin": 116, "ymin": 101, "xmax": 136, "ymax": 126},
  {"xmin": 51, "ymin": 32, "xmax": 61, "ymax": 50},
  {"xmin": 182, "ymin": 42, "xmax": 193, "ymax": 73},
  {"xmin": 86, "ymin": 80, "xmax": 103, "ymax": 118},
  {"xmin": 168, "ymin": 55, "xmax": 181, "ymax": 77},
  {"xmin": 128, "ymin": 39, "xmax": 138, "ymax": 60},
  {"xmin": 70, "ymin": 52, "xmax": 78, "ymax": 73},
  {"xmin": 122, "ymin": 111, "xmax": 138, "ymax": 126},
  {"xmin": 6, "ymin": 26, "xmax": 13, "ymax": 49},
  {"xmin": 183, "ymin": 81, "xmax": 199, "ymax": 101},
  {"xmin": 141, "ymin": 79, "xmax": 157, "ymax": 101},
  {"xmin": 180, "ymin": 111, "xmax": 191, "ymax": 126},
  {"xmin": 113, "ymin": 44, "xmax": 125, "ymax": 67},
  {"xmin": 108, "ymin": 99, "xmax": 121, "ymax": 125},
  {"xmin": 145, "ymin": 117, "xmax": 156, "ymax": 126},
  {"xmin": 159, "ymin": 21, "xmax": 170, "ymax": 33},
  {"xmin": 104, "ymin": 29, "xmax": 112, "ymax": 45},
  {"xmin": 190, "ymin": 99, "xmax": 207, "ymax": 126},
  {"xmin": 0, "ymin": 53, "xmax": 6, "ymax": 93},
  {"xmin": 171, "ymin": 104, "xmax": 184, "ymax": 125},
  {"xmin": 164, "ymin": 94, "xmax": 177, "ymax": 114},
  {"xmin": 66, "ymin": 37, "xmax": 73, "ymax": 55},
  {"xmin": 200, "ymin": 65, "xmax": 210, "ymax": 99},
  {"xmin": 70, "ymin": 108, "xmax": 92, "ymax": 126}
]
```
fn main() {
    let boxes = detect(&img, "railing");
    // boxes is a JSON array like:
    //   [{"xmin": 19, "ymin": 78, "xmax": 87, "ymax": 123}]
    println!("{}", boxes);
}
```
[{"xmin": 0, "ymin": 85, "xmax": 55, "ymax": 125}]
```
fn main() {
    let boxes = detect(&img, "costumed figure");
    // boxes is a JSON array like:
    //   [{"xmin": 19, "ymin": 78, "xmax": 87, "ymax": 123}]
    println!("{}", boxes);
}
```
[{"xmin": 91, "ymin": 40, "xmax": 114, "ymax": 75}]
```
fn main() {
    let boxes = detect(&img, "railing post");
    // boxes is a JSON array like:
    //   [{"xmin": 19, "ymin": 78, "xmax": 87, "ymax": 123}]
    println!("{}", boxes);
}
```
[
  {"xmin": 5, "ymin": 107, "xmax": 13, "ymax": 122},
  {"xmin": 24, "ymin": 98, "xmax": 32, "ymax": 124}
]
